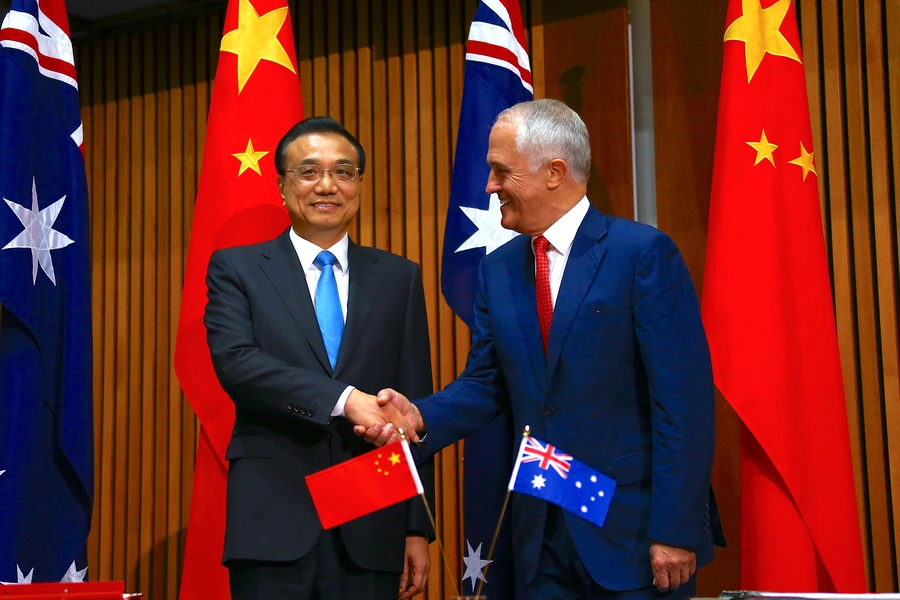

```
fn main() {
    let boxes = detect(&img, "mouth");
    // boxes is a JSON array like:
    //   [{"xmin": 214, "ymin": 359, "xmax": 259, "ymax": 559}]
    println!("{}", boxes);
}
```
[
  {"xmin": 311, "ymin": 201, "xmax": 341, "ymax": 209},
  {"xmin": 499, "ymin": 198, "xmax": 511, "ymax": 206}
]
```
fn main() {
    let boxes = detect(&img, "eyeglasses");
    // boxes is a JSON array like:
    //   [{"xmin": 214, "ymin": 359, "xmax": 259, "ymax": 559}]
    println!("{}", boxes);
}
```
[{"xmin": 286, "ymin": 163, "xmax": 360, "ymax": 183}]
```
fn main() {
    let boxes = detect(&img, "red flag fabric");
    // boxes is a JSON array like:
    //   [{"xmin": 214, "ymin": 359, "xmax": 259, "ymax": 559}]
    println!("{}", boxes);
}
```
[
  {"xmin": 174, "ymin": 0, "xmax": 303, "ymax": 597},
  {"xmin": 305, "ymin": 440, "xmax": 425, "ymax": 530},
  {"xmin": 702, "ymin": 0, "xmax": 865, "ymax": 592}
]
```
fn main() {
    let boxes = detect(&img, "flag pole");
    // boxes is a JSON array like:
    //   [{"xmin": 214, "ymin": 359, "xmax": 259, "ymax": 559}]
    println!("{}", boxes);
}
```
[
  {"xmin": 474, "ymin": 425, "xmax": 530, "ymax": 599},
  {"xmin": 399, "ymin": 428, "xmax": 463, "ymax": 599}
]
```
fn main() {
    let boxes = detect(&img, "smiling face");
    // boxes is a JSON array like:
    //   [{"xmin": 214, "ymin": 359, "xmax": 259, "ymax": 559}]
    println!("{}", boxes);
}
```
[
  {"xmin": 485, "ymin": 121, "xmax": 561, "ymax": 236},
  {"xmin": 277, "ymin": 133, "xmax": 362, "ymax": 248}
]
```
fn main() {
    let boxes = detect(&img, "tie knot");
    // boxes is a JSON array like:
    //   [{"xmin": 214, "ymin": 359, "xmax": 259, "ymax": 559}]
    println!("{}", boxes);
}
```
[
  {"xmin": 534, "ymin": 235, "xmax": 550, "ymax": 254},
  {"xmin": 314, "ymin": 250, "xmax": 338, "ymax": 269}
]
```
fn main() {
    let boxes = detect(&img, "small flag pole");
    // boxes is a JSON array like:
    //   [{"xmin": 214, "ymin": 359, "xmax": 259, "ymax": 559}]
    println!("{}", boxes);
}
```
[
  {"xmin": 473, "ymin": 426, "xmax": 530, "ymax": 599},
  {"xmin": 398, "ymin": 428, "xmax": 463, "ymax": 599}
]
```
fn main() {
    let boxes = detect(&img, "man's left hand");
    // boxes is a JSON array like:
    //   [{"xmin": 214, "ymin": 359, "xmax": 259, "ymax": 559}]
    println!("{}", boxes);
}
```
[
  {"xmin": 649, "ymin": 542, "xmax": 695, "ymax": 592},
  {"xmin": 400, "ymin": 535, "xmax": 430, "ymax": 599}
]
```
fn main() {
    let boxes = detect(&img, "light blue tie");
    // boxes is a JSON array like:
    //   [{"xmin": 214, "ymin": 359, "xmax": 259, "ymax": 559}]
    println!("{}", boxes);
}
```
[{"xmin": 313, "ymin": 251, "xmax": 344, "ymax": 369}]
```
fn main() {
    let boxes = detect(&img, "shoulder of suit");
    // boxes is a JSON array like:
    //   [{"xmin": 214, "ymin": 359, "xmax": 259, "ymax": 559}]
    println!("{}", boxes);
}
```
[
  {"xmin": 352, "ymin": 244, "xmax": 419, "ymax": 270},
  {"xmin": 210, "ymin": 231, "xmax": 287, "ymax": 261},
  {"xmin": 599, "ymin": 212, "xmax": 674, "ymax": 247}
]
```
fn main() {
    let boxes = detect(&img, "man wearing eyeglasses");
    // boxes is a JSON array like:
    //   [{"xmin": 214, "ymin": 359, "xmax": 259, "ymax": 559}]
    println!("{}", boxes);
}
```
[{"xmin": 204, "ymin": 117, "xmax": 434, "ymax": 600}]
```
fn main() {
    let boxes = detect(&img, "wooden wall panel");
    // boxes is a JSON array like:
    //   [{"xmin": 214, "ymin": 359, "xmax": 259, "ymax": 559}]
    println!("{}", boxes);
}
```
[
  {"xmin": 800, "ymin": 0, "xmax": 900, "ymax": 590},
  {"xmin": 70, "ymin": 0, "xmax": 900, "ymax": 597},
  {"xmin": 539, "ymin": 0, "xmax": 634, "ymax": 219},
  {"xmin": 648, "ymin": 0, "xmax": 741, "ymax": 594}
]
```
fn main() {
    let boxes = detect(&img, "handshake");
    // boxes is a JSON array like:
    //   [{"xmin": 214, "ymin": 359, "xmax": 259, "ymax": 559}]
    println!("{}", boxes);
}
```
[{"xmin": 344, "ymin": 388, "xmax": 424, "ymax": 446}]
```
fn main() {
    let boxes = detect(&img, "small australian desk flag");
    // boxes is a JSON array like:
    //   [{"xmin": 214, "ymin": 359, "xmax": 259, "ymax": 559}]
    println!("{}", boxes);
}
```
[{"xmin": 509, "ymin": 434, "xmax": 616, "ymax": 528}]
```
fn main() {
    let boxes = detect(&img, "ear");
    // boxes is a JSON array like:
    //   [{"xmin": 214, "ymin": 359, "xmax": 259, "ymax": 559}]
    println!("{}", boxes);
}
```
[
  {"xmin": 277, "ymin": 176, "xmax": 286, "ymax": 204},
  {"xmin": 546, "ymin": 158, "xmax": 568, "ymax": 190}
]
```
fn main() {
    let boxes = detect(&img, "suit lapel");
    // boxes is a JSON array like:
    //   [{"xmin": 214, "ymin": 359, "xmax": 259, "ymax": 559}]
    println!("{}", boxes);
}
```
[
  {"xmin": 509, "ymin": 236, "xmax": 549, "ymax": 391},
  {"xmin": 259, "ymin": 230, "xmax": 332, "ymax": 373},
  {"xmin": 546, "ymin": 209, "xmax": 608, "ymax": 376},
  {"xmin": 335, "ymin": 241, "xmax": 383, "ymax": 375}
]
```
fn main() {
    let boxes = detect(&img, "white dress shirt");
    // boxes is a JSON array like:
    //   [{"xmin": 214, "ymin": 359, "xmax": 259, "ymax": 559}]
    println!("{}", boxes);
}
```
[
  {"xmin": 532, "ymin": 196, "xmax": 591, "ymax": 308},
  {"xmin": 288, "ymin": 228, "xmax": 353, "ymax": 416}
]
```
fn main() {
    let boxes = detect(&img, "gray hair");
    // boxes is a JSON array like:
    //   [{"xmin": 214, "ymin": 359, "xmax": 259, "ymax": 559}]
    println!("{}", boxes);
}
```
[{"xmin": 496, "ymin": 99, "xmax": 591, "ymax": 184}]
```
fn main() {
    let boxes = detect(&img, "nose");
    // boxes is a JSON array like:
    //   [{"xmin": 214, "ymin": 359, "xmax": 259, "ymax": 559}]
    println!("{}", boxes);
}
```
[
  {"xmin": 485, "ymin": 172, "xmax": 501, "ymax": 194},
  {"xmin": 314, "ymin": 172, "xmax": 339, "ymax": 194}
]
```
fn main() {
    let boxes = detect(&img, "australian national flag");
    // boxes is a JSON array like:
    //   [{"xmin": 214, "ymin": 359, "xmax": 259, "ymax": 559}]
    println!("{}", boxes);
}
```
[
  {"xmin": 509, "ymin": 436, "xmax": 616, "ymax": 529},
  {"xmin": 0, "ymin": 0, "xmax": 93, "ymax": 584},
  {"xmin": 442, "ymin": 1, "xmax": 532, "ymax": 598}
]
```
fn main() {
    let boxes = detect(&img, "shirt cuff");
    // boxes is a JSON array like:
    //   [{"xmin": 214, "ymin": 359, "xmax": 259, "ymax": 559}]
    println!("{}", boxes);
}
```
[{"xmin": 332, "ymin": 385, "xmax": 354, "ymax": 417}]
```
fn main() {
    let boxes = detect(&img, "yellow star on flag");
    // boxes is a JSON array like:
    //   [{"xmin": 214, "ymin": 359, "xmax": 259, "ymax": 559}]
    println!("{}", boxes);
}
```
[
  {"xmin": 746, "ymin": 129, "xmax": 778, "ymax": 166},
  {"xmin": 788, "ymin": 142, "xmax": 817, "ymax": 181},
  {"xmin": 220, "ymin": 0, "xmax": 296, "ymax": 93},
  {"xmin": 724, "ymin": 0, "xmax": 801, "ymax": 83},
  {"xmin": 232, "ymin": 138, "xmax": 269, "ymax": 176},
  {"xmin": 389, "ymin": 453, "xmax": 401, "ymax": 466}
]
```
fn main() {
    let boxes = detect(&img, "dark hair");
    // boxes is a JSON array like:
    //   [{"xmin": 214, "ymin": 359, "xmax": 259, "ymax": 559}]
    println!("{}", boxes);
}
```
[{"xmin": 274, "ymin": 116, "xmax": 367, "ymax": 175}]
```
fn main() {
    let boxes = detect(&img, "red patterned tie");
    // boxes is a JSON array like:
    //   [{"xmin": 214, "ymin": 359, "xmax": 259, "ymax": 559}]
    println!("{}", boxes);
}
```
[{"xmin": 534, "ymin": 235, "xmax": 552, "ymax": 355}]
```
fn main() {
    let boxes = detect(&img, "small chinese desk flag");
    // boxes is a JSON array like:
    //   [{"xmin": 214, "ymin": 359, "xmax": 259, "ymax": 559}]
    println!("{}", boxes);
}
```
[
  {"xmin": 306, "ymin": 439, "xmax": 424, "ymax": 530},
  {"xmin": 508, "ymin": 435, "xmax": 616, "ymax": 528}
]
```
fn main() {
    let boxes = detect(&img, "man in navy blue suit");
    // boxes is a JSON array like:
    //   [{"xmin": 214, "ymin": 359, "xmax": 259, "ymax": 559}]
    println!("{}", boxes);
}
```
[{"xmin": 356, "ymin": 99, "xmax": 722, "ymax": 599}]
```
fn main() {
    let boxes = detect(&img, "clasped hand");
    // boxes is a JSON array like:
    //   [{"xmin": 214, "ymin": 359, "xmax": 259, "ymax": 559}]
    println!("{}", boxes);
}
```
[{"xmin": 344, "ymin": 388, "xmax": 422, "ymax": 445}]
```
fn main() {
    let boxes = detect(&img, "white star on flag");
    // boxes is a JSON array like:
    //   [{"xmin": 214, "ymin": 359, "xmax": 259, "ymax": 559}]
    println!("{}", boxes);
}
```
[
  {"xmin": 60, "ymin": 561, "xmax": 87, "ymax": 582},
  {"xmin": 1, "ymin": 565, "xmax": 34, "ymax": 584},
  {"xmin": 531, "ymin": 474, "xmax": 546, "ymax": 489},
  {"xmin": 2, "ymin": 178, "xmax": 75, "ymax": 285},
  {"xmin": 454, "ymin": 194, "xmax": 519, "ymax": 254},
  {"xmin": 462, "ymin": 540, "xmax": 493, "ymax": 592}
]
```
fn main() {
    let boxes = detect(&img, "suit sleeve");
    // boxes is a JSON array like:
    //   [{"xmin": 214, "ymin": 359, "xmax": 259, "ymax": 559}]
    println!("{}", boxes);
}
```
[
  {"xmin": 205, "ymin": 249, "xmax": 348, "ymax": 425},
  {"xmin": 633, "ymin": 232, "xmax": 715, "ymax": 550},
  {"xmin": 396, "ymin": 263, "xmax": 437, "ymax": 540}
]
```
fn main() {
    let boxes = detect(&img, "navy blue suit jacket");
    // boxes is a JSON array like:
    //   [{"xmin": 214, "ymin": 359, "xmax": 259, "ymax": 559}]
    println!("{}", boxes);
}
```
[{"xmin": 418, "ymin": 207, "xmax": 719, "ymax": 590}]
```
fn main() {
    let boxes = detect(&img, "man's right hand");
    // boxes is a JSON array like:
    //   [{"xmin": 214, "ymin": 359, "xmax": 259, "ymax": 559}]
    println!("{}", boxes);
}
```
[
  {"xmin": 343, "ymin": 389, "xmax": 419, "ymax": 444},
  {"xmin": 351, "ymin": 388, "xmax": 424, "ymax": 446}
]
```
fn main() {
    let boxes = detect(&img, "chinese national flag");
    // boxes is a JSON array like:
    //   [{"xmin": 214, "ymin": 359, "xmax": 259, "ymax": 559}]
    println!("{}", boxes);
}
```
[
  {"xmin": 305, "ymin": 440, "xmax": 425, "ymax": 530},
  {"xmin": 174, "ymin": 0, "xmax": 303, "ymax": 597},
  {"xmin": 702, "ymin": 0, "xmax": 865, "ymax": 592}
]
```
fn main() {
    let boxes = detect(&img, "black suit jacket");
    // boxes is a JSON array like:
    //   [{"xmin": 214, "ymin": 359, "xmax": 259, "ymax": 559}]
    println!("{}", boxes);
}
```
[{"xmin": 205, "ymin": 229, "xmax": 434, "ymax": 572}]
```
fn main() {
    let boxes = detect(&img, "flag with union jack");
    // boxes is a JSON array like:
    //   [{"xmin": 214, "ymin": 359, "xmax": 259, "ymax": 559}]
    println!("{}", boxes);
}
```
[
  {"xmin": 508, "ymin": 435, "xmax": 616, "ymax": 528},
  {"xmin": 444, "ymin": 2, "xmax": 533, "ymax": 598},
  {"xmin": 0, "ymin": 0, "xmax": 93, "ymax": 583}
]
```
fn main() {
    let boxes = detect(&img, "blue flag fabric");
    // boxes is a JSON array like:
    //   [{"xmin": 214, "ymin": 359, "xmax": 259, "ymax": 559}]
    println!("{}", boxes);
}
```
[
  {"xmin": 442, "ymin": 1, "xmax": 532, "ymax": 597},
  {"xmin": 509, "ymin": 436, "xmax": 616, "ymax": 529},
  {"xmin": 0, "ymin": 0, "xmax": 93, "ymax": 584}
]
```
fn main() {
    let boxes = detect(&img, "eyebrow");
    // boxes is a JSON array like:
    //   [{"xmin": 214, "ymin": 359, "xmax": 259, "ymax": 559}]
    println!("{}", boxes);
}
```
[{"xmin": 296, "ymin": 158, "xmax": 357, "ymax": 166}]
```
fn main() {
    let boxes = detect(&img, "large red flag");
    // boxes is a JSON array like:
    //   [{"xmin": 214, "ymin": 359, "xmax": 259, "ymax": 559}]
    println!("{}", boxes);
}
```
[
  {"xmin": 702, "ymin": 0, "xmax": 865, "ymax": 592},
  {"xmin": 174, "ymin": 0, "xmax": 302, "ymax": 597}
]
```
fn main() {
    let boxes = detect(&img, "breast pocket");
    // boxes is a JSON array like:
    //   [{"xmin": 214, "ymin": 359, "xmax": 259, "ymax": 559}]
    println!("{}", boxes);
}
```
[{"xmin": 570, "ymin": 304, "xmax": 631, "ymax": 334}]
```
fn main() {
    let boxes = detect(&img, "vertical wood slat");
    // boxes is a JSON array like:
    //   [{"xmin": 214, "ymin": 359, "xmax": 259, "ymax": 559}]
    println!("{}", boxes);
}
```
[{"xmin": 800, "ymin": 0, "xmax": 900, "ymax": 591}]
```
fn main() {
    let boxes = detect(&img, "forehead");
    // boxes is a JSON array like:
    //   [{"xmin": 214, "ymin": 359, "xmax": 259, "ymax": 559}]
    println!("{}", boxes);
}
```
[
  {"xmin": 487, "ymin": 121, "xmax": 521, "ymax": 163},
  {"xmin": 286, "ymin": 133, "xmax": 359, "ymax": 165}
]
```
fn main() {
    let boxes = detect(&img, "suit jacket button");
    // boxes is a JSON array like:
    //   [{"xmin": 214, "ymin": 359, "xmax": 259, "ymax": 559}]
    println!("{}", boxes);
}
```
[
  {"xmin": 288, "ymin": 402, "xmax": 294, "ymax": 411},
  {"xmin": 308, "ymin": 408, "xmax": 315, "ymax": 417},
  {"xmin": 300, "ymin": 407, "xmax": 308, "ymax": 416},
  {"xmin": 545, "ymin": 406, "xmax": 556, "ymax": 416}
]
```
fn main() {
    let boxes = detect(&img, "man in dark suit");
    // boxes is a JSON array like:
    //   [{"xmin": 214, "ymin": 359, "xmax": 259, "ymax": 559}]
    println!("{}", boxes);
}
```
[
  {"xmin": 358, "ymin": 99, "xmax": 721, "ymax": 599},
  {"xmin": 205, "ymin": 117, "xmax": 433, "ymax": 600}
]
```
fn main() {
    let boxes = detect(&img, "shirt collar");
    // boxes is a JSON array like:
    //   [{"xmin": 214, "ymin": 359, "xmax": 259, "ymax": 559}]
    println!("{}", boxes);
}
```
[
  {"xmin": 533, "ymin": 196, "xmax": 590, "ymax": 256},
  {"xmin": 289, "ymin": 228, "xmax": 350, "ymax": 273}
]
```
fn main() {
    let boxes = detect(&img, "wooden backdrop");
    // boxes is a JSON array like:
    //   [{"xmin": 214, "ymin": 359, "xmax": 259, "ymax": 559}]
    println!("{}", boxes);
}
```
[{"xmin": 71, "ymin": 0, "xmax": 899, "ymax": 597}]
